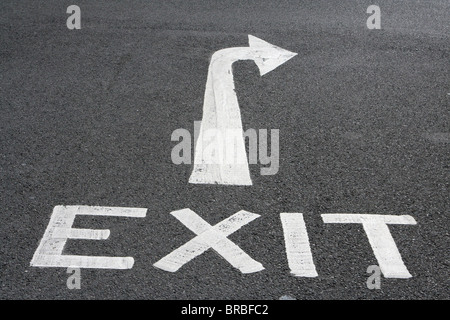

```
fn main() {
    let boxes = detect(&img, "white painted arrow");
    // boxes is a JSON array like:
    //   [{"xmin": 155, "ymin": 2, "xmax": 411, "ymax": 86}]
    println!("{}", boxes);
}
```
[{"xmin": 189, "ymin": 35, "xmax": 297, "ymax": 186}]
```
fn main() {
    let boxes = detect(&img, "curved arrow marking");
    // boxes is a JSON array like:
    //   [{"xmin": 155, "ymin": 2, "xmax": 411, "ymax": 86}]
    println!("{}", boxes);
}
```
[{"xmin": 189, "ymin": 35, "xmax": 297, "ymax": 186}]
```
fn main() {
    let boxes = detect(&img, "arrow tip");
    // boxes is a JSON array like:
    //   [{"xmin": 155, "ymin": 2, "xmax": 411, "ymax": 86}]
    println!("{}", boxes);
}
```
[{"xmin": 248, "ymin": 35, "xmax": 297, "ymax": 76}]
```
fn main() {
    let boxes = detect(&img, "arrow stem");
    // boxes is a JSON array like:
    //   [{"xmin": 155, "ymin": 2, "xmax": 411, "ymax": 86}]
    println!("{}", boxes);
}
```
[{"xmin": 189, "ymin": 36, "xmax": 297, "ymax": 186}]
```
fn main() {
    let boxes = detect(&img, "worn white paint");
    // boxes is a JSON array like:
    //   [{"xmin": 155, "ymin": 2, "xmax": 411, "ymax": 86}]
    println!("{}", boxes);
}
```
[
  {"xmin": 30, "ymin": 206, "xmax": 147, "ymax": 269},
  {"xmin": 280, "ymin": 213, "xmax": 318, "ymax": 277},
  {"xmin": 189, "ymin": 35, "xmax": 297, "ymax": 186},
  {"xmin": 153, "ymin": 209, "xmax": 264, "ymax": 273},
  {"xmin": 321, "ymin": 214, "xmax": 417, "ymax": 278}
]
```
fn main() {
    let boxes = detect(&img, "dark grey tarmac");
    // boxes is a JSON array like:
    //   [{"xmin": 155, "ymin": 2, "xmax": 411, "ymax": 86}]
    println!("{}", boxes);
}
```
[{"xmin": 0, "ymin": 0, "xmax": 448, "ymax": 299}]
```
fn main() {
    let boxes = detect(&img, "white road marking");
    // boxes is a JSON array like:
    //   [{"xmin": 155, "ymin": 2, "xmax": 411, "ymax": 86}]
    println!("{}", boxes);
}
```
[
  {"xmin": 153, "ymin": 209, "xmax": 264, "ymax": 273},
  {"xmin": 280, "ymin": 213, "xmax": 318, "ymax": 277},
  {"xmin": 321, "ymin": 214, "xmax": 417, "ymax": 278},
  {"xmin": 189, "ymin": 35, "xmax": 297, "ymax": 185},
  {"xmin": 52, "ymin": 227, "xmax": 110, "ymax": 240},
  {"xmin": 30, "ymin": 205, "xmax": 147, "ymax": 269}
]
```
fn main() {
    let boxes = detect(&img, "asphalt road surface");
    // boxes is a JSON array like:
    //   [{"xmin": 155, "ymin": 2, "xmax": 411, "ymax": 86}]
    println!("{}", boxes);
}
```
[{"xmin": 1, "ymin": 0, "xmax": 449, "ymax": 299}]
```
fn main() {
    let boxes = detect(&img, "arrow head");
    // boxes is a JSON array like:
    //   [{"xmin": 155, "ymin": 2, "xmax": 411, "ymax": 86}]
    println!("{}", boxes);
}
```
[{"xmin": 248, "ymin": 35, "xmax": 298, "ymax": 76}]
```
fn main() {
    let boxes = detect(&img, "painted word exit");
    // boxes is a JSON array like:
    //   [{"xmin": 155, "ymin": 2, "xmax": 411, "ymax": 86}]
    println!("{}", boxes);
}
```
[{"xmin": 31, "ymin": 206, "xmax": 417, "ymax": 279}]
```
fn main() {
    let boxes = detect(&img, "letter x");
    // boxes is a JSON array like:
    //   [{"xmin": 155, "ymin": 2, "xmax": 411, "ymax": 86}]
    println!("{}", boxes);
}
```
[{"xmin": 153, "ymin": 209, "xmax": 264, "ymax": 273}]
